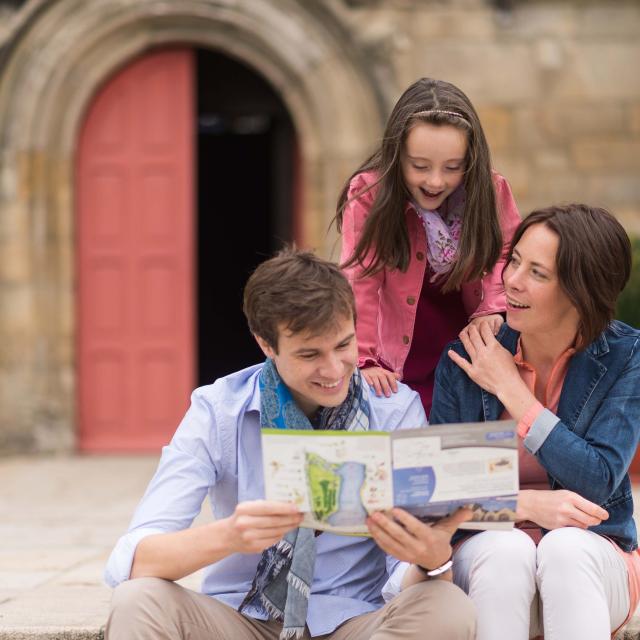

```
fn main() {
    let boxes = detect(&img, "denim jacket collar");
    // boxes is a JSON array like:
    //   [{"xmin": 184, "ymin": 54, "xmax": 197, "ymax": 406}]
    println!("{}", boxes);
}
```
[{"xmin": 481, "ymin": 324, "xmax": 609, "ymax": 429}]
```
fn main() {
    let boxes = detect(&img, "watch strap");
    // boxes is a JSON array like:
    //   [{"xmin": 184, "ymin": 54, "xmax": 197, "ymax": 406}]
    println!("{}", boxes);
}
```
[{"xmin": 415, "ymin": 556, "xmax": 453, "ymax": 578}]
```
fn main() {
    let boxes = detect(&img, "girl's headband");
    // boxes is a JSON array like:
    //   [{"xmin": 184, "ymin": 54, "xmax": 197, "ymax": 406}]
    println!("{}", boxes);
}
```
[{"xmin": 414, "ymin": 109, "xmax": 469, "ymax": 123}]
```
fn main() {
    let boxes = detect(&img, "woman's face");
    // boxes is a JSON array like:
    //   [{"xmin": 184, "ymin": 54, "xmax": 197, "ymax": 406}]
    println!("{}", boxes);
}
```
[
  {"xmin": 400, "ymin": 122, "xmax": 467, "ymax": 211},
  {"xmin": 503, "ymin": 223, "xmax": 580, "ymax": 342}
]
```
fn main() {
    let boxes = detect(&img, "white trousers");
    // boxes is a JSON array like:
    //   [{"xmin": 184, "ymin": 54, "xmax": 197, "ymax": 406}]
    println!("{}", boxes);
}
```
[{"xmin": 452, "ymin": 528, "xmax": 630, "ymax": 640}]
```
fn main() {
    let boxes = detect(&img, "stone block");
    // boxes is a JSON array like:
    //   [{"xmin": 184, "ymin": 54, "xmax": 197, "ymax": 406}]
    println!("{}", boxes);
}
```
[
  {"xmin": 491, "ymin": 154, "xmax": 530, "ymax": 201},
  {"xmin": 532, "ymin": 149, "xmax": 570, "ymax": 171},
  {"xmin": 0, "ymin": 239, "xmax": 32, "ymax": 284},
  {"xmin": 523, "ymin": 170, "xmax": 586, "ymax": 207},
  {"xmin": 614, "ymin": 208, "xmax": 640, "ymax": 236},
  {"xmin": 413, "ymin": 43, "xmax": 539, "ymax": 105},
  {"xmin": 505, "ymin": 4, "xmax": 577, "ymax": 39},
  {"xmin": 512, "ymin": 108, "xmax": 550, "ymax": 149},
  {"xmin": 586, "ymin": 176, "xmax": 640, "ymax": 208},
  {"xmin": 0, "ymin": 286, "xmax": 33, "ymax": 333},
  {"xmin": 555, "ymin": 44, "xmax": 640, "ymax": 101},
  {"xmin": 572, "ymin": 139, "xmax": 640, "ymax": 171},
  {"xmin": 476, "ymin": 106, "xmax": 513, "ymax": 151},
  {"xmin": 578, "ymin": 5, "xmax": 640, "ymax": 39},
  {"xmin": 630, "ymin": 105, "xmax": 640, "ymax": 136},
  {"xmin": 410, "ymin": 7, "xmax": 496, "ymax": 41},
  {"xmin": 537, "ymin": 104, "xmax": 626, "ymax": 141}
]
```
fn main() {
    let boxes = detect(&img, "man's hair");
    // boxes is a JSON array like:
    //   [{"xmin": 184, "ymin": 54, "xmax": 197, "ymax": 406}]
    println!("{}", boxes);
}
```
[
  {"xmin": 243, "ymin": 248, "xmax": 356, "ymax": 351},
  {"xmin": 506, "ymin": 203, "xmax": 632, "ymax": 347}
]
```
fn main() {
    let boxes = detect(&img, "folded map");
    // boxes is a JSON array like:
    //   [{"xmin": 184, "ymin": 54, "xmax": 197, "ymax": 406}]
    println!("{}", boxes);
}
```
[{"xmin": 261, "ymin": 420, "xmax": 519, "ymax": 535}]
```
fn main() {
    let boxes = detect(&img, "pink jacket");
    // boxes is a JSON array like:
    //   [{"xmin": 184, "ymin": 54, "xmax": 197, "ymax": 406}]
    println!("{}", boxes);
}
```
[{"xmin": 340, "ymin": 170, "xmax": 521, "ymax": 378}]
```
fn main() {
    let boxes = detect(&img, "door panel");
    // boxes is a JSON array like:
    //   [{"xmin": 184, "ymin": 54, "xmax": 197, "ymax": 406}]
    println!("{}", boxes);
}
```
[{"xmin": 77, "ymin": 49, "xmax": 195, "ymax": 451}]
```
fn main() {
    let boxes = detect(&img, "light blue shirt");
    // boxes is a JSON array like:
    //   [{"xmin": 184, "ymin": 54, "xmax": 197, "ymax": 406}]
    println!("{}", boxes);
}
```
[{"xmin": 104, "ymin": 363, "xmax": 426, "ymax": 636}]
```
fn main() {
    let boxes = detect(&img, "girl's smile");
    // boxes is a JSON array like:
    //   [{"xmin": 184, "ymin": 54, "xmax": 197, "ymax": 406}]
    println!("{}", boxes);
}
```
[{"xmin": 401, "ymin": 122, "xmax": 467, "ymax": 211}]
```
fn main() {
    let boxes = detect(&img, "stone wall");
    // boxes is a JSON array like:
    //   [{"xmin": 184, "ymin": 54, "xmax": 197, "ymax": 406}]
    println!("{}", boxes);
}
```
[
  {"xmin": 335, "ymin": 0, "xmax": 640, "ymax": 230},
  {"xmin": 0, "ymin": 0, "xmax": 638, "ymax": 453}
]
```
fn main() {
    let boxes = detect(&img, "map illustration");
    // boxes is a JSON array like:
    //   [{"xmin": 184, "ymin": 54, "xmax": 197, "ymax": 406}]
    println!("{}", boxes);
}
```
[
  {"xmin": 305, "ymin": 452, "xmax": 367, "ymax": 526},
  {"xmin": 261, "ymin": 422, "xmax": 519, "ymax": 535}
]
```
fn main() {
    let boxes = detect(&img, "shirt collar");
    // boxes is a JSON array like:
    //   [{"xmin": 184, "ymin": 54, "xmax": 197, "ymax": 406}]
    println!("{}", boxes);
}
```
[{"xmin": 513, "ymin": 337, "xmax": 577, "ymax": 372}]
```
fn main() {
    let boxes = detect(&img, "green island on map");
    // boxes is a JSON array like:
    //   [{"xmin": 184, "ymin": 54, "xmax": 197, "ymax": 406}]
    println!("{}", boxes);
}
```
[
  {"xmin": 305, "ymin": 452, "xmax": 341, "ymax": 521},
  {"xmin": 304, "ymin": 451, "xmax": 368, "ymax": 526}
]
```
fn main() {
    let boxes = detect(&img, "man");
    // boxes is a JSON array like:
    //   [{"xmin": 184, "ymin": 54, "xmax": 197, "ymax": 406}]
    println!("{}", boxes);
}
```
[{"xmin": 105, "ymin": 249, "xmax": 475, "ymax": 639}]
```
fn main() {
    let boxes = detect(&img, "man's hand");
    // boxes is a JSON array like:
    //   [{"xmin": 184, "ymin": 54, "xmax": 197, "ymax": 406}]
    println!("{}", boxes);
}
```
[
  {"xmin": 517, "ymin": 490, "xmax": 609, "ymax": 530},
  {"xmin": 361, "ymin": 366, "xmax": 401, "ymax": 397},
  {"xmin": 223, "ymin": 500, "xmax": 304, "ymax": 555},
  {"xmin": 131, "ymin": 500, "xmax": 302, "ymax": 582},
  {"xmin": 367, "ymin": 507, "xmax": 472, "ymax": 572}
]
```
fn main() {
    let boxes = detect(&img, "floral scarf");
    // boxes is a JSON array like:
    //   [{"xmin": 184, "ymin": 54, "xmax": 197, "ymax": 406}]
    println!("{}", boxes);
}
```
[{"xmin": 415, "ymin": 184, "xmax": 465, "ymax": 282}]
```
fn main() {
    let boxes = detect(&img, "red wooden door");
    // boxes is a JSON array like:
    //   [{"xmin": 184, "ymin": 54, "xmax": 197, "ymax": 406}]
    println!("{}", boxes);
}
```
[{"xmin": 76, "ymin": 49, "xmax": 195, "ymax": 452}]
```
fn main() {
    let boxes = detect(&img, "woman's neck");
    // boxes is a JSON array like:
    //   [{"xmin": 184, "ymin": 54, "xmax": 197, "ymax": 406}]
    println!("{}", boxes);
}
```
[{"xmin": 519, "ymin": 328, "xmax": 578, "ymax": 372}]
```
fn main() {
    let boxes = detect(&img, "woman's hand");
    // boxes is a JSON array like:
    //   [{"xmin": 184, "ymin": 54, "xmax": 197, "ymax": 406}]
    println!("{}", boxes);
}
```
[
  {"xmin": 449, "ymin": 323, "xmax": 518, "ymax": 396},
  {"xmin": 361, "ymin": 366, "xmax": 401, "ymax": 397},
  {"xmin": 448, "ymin": 323, "xmax": 535, "ymax": 422},
  {"xmin": 517, "ymin": 489, "xmax": 609, "ymax": 530},
  {"xmin": 367, "ymin": 507, "xmax": 472, "ymax": 572},
  {"xmin": 468, "ymin": 313, "xmax": 504, "ymax": 335}
]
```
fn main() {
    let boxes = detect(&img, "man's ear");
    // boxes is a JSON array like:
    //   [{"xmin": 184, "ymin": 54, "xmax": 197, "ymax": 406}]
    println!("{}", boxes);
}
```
[{"xmin": 254, "ymin": 334, "xmax": 276, "ymax": 359}]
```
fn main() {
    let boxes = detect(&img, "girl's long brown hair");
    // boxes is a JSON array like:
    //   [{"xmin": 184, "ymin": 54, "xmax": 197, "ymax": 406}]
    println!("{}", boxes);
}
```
[{"xmin": 335, "ymin": 78, "xmax": 502, "ymax": 292}]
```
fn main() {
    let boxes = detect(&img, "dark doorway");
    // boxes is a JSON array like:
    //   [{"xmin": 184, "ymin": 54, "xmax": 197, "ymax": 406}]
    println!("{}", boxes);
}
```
[{"xmin": 196, "ymin": 49, "xmax": 296, "ymax": 385}]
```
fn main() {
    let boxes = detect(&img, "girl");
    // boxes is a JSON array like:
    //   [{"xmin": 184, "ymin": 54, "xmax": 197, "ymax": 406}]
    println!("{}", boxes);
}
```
[
  {"xmin": 430, "ymin": 204, "xmax": 640, "ymax": 639},
  {"xmin": 336, "ymin": 77, "xmax": 521, "ymax": 415}
]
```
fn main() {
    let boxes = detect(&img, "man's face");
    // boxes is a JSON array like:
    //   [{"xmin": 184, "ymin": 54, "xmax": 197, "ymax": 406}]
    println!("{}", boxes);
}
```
[{"xmin": 255, "ymin": 314, "xmax": 358, "ymax": 418}]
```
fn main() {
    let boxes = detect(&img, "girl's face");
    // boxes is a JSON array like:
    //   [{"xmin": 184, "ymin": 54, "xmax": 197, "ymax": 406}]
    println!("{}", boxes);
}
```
[
  {"xmin": 503, "ymin": 223, "xmax": 580, "ymax": 342},
  {"xmin": 401, "ymin": 122, "xmax": 467, "ymax": 211}
]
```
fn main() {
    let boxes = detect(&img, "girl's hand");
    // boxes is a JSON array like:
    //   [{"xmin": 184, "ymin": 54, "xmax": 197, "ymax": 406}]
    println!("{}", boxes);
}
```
[
  {"xmin": 361, "ymin": 366, "xmax": 401, "ymax": 397},
  {"xmin": 517, "ymin": 490, "xmax": 609, "ymax": 530},
  {"xmin": 448, "ymin": 323, "xmax": 535, "ymax": 422},
  {"xmin": 367, "ymin": 507, "xmax": 472, "ymax": 571},
  {"xmin": 468, "ymin": 313, "xmax": 504, "ymax": 335}
]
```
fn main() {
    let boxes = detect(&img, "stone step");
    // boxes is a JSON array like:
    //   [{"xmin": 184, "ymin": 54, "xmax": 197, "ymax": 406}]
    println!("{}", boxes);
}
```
[
  {"xmin": 0, "ymin": 630, "xmax": 104, "ymax": 639},
  {"xmin": 0, "ymin": 621, "xmax": 639, "ymax": 640}
]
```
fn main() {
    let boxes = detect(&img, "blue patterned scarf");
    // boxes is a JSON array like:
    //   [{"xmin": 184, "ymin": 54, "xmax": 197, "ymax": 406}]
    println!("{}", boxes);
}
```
[{"xmin": 238, "ymin": 358, "xmax": 370, "ymax": 639}]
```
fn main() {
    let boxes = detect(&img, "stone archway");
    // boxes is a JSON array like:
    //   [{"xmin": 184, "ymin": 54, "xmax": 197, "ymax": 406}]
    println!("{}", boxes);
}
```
[{"xmin": 0, "ymin": 0, "xmax": 385, "ymax": 452}]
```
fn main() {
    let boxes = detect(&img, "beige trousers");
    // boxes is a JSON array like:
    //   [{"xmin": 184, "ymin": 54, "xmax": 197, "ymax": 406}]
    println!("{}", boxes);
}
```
[{"xmin": 105, "ymin": 577, "xmax": 475, "ymax": 639}]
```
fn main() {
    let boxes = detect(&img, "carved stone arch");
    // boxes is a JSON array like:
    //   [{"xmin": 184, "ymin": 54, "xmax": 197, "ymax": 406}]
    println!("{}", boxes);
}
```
[{"xmin": 0, "ymin": 0, "xmax": 385, "ymax": 452}]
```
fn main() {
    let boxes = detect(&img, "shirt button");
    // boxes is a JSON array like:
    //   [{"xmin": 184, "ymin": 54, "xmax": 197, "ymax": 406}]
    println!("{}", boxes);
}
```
[
  {"xmin": 407, "ymin": 296, "xmax": 416, "ymax": 305},
  {"xmin": 416, "ymin": 252, "xmax": 425, "ymax": 261},
  {"xmin": 402, "ymin": 335, "xmax": 410, "ymax": 345}
]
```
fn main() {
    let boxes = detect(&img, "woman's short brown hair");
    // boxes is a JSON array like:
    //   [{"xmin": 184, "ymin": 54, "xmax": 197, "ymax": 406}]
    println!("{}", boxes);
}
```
[
  {"xmin": 243, "ymin": 248, "xmax": 356, "ymax": 352},
  {"xmin": 506, "ymin": 204, "xmax": 632, "ymax": 347}
]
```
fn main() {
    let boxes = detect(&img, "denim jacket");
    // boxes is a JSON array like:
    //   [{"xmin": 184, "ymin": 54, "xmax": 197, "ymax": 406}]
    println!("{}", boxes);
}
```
[{"xmin": 430, "ymin": 321, "xmax": 640, "ymax": 551}]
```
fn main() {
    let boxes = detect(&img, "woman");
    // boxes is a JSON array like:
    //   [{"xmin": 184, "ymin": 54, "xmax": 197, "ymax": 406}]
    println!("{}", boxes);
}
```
[{"xmin": 430, "ymin": 203, "xmax": 640, "ymax": 640}]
